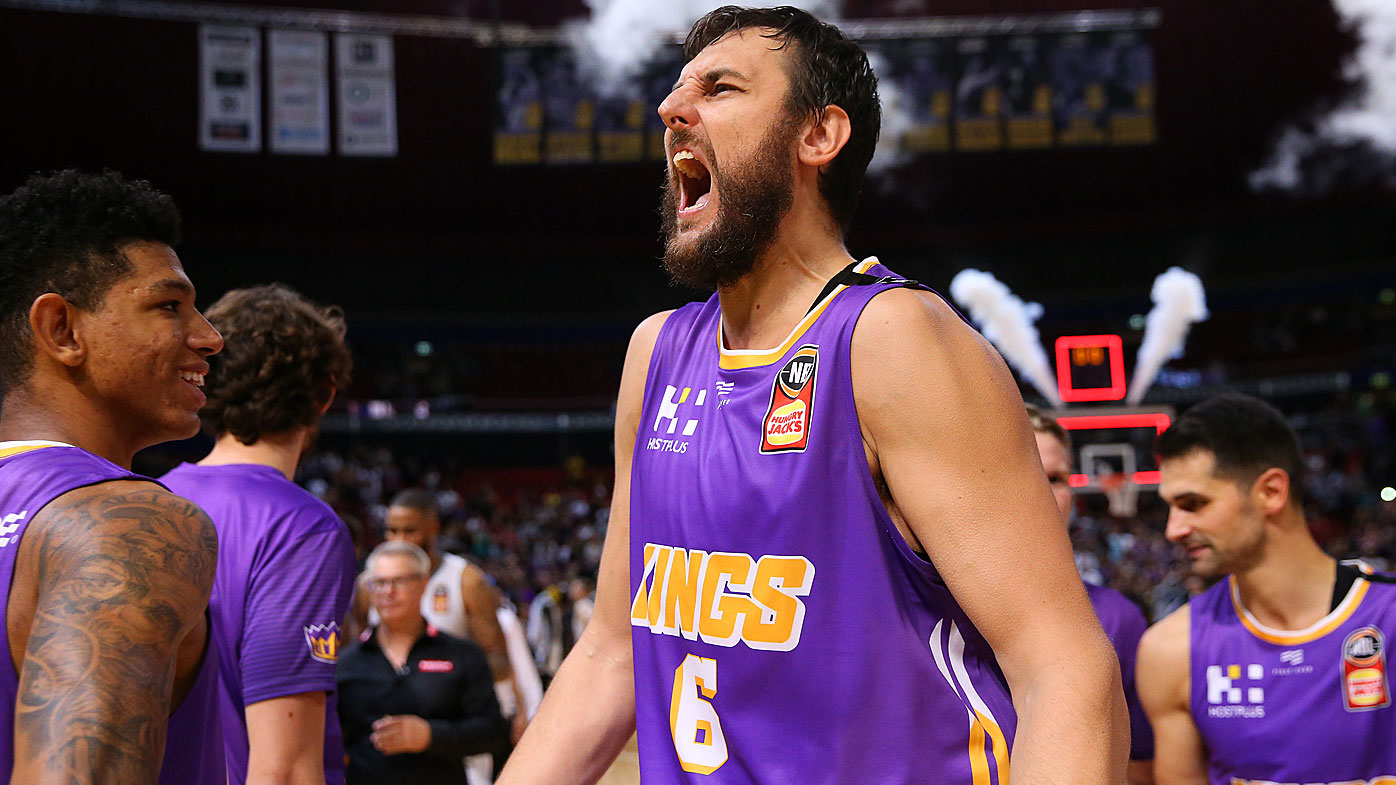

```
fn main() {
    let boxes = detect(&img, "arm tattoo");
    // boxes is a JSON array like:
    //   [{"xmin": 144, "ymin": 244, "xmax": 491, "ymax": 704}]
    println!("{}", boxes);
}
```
[{"xmin": 13, "ymin": 485, "xmax": 217, "ymax": 785}]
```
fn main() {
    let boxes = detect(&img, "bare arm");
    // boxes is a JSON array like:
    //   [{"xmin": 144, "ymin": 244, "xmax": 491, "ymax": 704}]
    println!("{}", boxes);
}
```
[
  {"xmin": 461, "ymin": 563, "xmax": 529, "ymax": 740},
  {"xmin": 462, "ymin": 565, "xmax": 513, "ymax": 682},
  {"xmin": 1137, "ymin": 608, "xmax": 1209, "ymax": 785},
  {"xmin": 11, "ymin": 481, "xmax": 217, "ymax": 785},
  {"xmin": 497, "ymin": 310, "xmax": 671, "ymax": 785},
  {"xmin": 853, "ymin": 290, "xmax": 1127, "ymax": 784},
  {"xmin": 245, "ymin": 693, "xmax": 328, "ymax": 785}
]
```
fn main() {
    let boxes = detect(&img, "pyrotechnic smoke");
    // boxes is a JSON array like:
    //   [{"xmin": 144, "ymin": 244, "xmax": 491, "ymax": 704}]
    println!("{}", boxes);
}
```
[
  {"xmin": 949, "ymin": 270, "xmax": 1062, "ymax": 407},
  {"xmin": 1252, "ymin": 0, "xmax": 1396, "ymax": 191},
  {"xmin": 565, "ymin": 0, "xmax": 840, "ymax": 97},
  {"xmin": 866, "ymin": 49, "xmax": 915, "ymax": 175},
  {"xmin": 1126, "ymin": 267, "xmax": 1208, "ymax": 404}
]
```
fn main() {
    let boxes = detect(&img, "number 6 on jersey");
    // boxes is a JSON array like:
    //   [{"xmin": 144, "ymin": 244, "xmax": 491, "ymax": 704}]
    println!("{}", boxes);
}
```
[{"xmin": 670, "ymin": 654, "xmax": 728, "ymax": 774}]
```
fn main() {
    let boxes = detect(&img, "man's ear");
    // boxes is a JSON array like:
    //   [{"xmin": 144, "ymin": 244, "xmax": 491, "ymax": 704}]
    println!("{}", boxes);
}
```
[
  {"xmin": 797, "ymin": 105, "xmax": 852, "ymax": 169},
  {"xmin": 1251, "ymin": 467, "xmax": 1292, "ymax": 517},
  {"xmin": 28, "ymin": 293, "xmax": 86, "ymax": 368}
]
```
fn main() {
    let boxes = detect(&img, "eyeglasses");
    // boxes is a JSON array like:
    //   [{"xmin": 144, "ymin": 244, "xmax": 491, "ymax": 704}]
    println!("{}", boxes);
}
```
[{"xmin": 367, "ymin": 575, "xmax": 424, "ymax": 593}]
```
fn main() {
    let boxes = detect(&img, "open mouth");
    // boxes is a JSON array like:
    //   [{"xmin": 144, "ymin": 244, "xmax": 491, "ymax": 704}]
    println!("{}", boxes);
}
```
[
  {"xmin": 180, "ymin": 370, "xmax": 205, "ymax": 387},
  {"xmin": 673, "ymin": 150, "xmax": 712, "ymax": 215}
]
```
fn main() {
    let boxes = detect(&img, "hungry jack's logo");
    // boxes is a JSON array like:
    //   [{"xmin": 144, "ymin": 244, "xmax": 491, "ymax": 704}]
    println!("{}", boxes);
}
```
[{"xmin": 760, "ymin": 345, "xmax": 818, "ymax": 454}]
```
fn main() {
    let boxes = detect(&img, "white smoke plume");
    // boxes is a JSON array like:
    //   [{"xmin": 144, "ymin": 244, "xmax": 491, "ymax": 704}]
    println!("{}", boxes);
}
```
[
  {"xmin": 948, "ymin": 269, "xmax": 1062, "ymax": 407},
  {"xmin": 1126, "ymin": 267, "xmax": 1208, "ymax": 404},
  {"xmin": 565, "ymin": 0, "xmax": 841, "ymax": 97},
  {"xmin": 1252, "ymin": 0, "xmax": 1396, "ymax": 191},
  {"xmin": 866, "ymin": 49, "xmax": 915, "ymax": 174}
]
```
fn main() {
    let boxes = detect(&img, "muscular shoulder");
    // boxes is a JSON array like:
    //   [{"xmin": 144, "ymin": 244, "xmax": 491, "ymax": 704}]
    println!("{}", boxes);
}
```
[
  {"xmin": 22, "ymin": 480, "xmax": 218, "ymax": 629},
  {"xmin": 627, "ymin": 310, "xmax": 674, "ymax": 367},
  {"xmin": 1137, "ymin": 605, "xmax": 1191, "ymax": 708},
  {"xmin": 32, "ymin": 480, "xmax": 217, "ymax": 567}
]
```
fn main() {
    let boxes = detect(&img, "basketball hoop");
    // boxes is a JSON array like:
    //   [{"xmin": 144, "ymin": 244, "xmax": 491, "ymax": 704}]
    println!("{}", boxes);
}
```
[
  {"xmin": 1079, "ymin": 442, "xmax": 1142, "ymax": 519},
  {"xmin": 1099, "ymin": 472, "xmax": 1139, "ymax": 518}
]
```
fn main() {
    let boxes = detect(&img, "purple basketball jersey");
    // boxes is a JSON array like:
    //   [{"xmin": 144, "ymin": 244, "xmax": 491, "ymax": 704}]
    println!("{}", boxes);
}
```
[
  {"xmin": 163, "ymin": 462, "xmax": 356, "ymax": 785},
  {"xmin": 629, "ymin": 260, "xmax": 1016, "ymax": 784},
  {"xmin": 1086, "ymin": 583, "xmax": 1154, "ymax": 761},
  {"xmin": 1190, "ymin": 564, "xmax": 1396, "ymax": 784},
  {"xmin": 0, "ymin": 441, "xmax": 223, "ymax": 784}
]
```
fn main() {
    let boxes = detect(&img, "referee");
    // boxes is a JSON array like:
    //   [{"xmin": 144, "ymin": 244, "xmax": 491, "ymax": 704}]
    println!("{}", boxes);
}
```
[{"xmin": 338, "ymin": 541, "xmax": 508, "ymax": 785}]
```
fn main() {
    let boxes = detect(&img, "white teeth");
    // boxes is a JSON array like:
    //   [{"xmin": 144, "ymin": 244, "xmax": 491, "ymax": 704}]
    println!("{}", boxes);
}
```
[
  {"xmin": 180, "ymin": 371, "xmax": 205, "ymax": 387},
  {"xmin": 672, "ymin": 150, "xmax": 705, "ymax": 179}
]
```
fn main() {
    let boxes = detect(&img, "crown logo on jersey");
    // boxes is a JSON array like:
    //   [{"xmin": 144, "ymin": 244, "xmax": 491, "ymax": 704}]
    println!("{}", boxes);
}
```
[{"xmin": 304, "ymin": 623, "xmax": 340, "ymax": 664}]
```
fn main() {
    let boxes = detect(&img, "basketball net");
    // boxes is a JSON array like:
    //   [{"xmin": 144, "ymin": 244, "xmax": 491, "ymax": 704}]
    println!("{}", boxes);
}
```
[{"xmin": 1099, "ymin": 472, "xmax": 1139, "ymax": 518}]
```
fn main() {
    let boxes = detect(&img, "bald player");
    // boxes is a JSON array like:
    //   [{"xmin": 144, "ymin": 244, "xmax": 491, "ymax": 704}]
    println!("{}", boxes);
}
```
[
  {"xmin": 353, "ymin": 489, "xmax": 529, "ymax": 750},
  {"xmin": 0, "ymin": 170, "xmax": 224, "ymax": 784},
  {"xmin": 1028, "ymin": 405, "xmax": 1154, "ymax": 785},
  {"xmin": 1137, "ymin": 394, "xmax": 1396, "ymax": 785},
  {"xmin": 500, "ymin": 7, "xmax": 1125, "ymax": 784}
]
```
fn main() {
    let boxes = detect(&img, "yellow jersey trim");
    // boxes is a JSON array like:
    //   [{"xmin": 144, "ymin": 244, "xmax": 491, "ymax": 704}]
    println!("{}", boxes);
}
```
[
  {"xmin": 716, "ymin": 258, "xmax": 880, "ymax": 371},
  {"xmin": 1230, "ymin": 563, "xmax": 1371, "ymax": 646},
  {"xmin": 0, "ymin": 441, "xmax": 70, "ymax": 460}
]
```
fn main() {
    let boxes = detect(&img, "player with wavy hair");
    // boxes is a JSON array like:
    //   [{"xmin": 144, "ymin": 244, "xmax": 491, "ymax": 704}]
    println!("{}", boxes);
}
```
[
  {"xmin": 163, "ymin": 284, "xmax": 357, "ymax": 785},
  {"xmin": 0, "ymin": 169, "xmax": 225, "ymax": 784}
]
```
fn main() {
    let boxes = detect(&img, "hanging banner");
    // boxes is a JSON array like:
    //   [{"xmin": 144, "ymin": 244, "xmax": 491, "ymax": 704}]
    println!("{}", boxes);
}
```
[
  {"xmin": 953, "ymin": 37, "xmax": 1005, "ymax": 152},
  {"xmin": 1104, "ymin": 30, "xmax": 1157, "ymax": 145},
  {"xmin": 1003, "ymin": 35, "xmax": 1054, "ymax": 150},
  {"xmin": 491, "ymin": 13, "xmax": 1157, "ymax": 165},
  {"xmin": 199, "ymin": 25, "xmax": 261, "ymax": 153},
  {"xmin": 538, "ymin": 49, "xmax": 595, "ymax": 165},
  {"xmin": 269, "ymin": 30, "xmax": 330, "ymax": 155},
  {"xmin": 494, "ymin": 47, "xmax": 544, "ymax": 164},
  {"xmin": 335, "ymin": 33, "xmax": 398, "ymax": 157}
]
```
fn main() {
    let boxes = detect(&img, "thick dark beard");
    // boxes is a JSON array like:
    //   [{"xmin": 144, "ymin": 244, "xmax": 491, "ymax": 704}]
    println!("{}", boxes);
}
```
[{"xmin": 660, "ymin": 118, "xmax": 798, "ymax": 292}]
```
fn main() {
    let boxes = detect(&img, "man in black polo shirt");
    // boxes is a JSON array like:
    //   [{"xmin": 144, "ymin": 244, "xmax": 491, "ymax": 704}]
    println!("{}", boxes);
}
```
[{"xmin": 338, "ymin": 541, "xmax": 507, "ymax": 785}]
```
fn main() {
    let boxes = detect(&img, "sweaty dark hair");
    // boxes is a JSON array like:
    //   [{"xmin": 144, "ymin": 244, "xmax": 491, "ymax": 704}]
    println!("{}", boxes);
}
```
[
  {"xmin": 389, "ymin": 488, "xmax": 438, "ymax": 516},
  {"xmin": 1156, "ymin": 393, "xmax": 1305, "ymax": 506},
  {"xmin": 684, "ymin": 5, "xmax": 881, "ymax": 230},
  {"xmin": 0, "ymin": 169, "xmax": 181, "ymax": 395},
  {"xmin": 200, "ymin": 284, "xmax": 351, "ymax": 445}
]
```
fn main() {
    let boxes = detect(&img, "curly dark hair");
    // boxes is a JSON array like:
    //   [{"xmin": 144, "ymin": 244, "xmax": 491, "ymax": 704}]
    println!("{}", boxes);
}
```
[
  {"xmin": 684, "ymin": 6, "xmax": 881, "ymax": 230},
  {"xmin": 0, "ymin": 169, "xmax": 181, "ymax": 394},
  {"xmin": 200, "ymin": 284, "xmax": 352, "ymax": 445},
  {"xmin": 1157, "ymin": 393, "xmax": 1305, "ymax": 507}
]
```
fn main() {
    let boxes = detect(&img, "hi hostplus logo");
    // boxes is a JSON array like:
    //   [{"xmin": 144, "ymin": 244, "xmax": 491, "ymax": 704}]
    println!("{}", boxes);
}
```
[
  {"xmin": 1206, "ymin": 663, "xmax": 1266, "ymax": 718},
  {"xmin": 0, "ymin": 511, "xmax": 27, "ymax": 548},
  {"xmin": 648, "ymin": 385, "xmax": 707, "ymax": 454}
]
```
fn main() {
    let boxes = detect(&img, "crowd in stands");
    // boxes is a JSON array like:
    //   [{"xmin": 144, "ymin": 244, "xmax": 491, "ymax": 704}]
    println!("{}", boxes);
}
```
[{"xmin": 295, "ymin": 391, "xmax": 1395, "ymax": 677}]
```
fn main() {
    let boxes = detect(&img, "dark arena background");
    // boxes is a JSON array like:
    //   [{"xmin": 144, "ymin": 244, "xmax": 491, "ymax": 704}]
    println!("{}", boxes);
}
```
[{"xmin": 1, "ymin": 0, "xmax": 1394, "ymax": 776}]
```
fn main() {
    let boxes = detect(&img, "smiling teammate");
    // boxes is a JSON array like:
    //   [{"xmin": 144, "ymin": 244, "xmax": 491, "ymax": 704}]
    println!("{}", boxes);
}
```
[
  {"xmin": 1137, "ymin": 394, "xmax": 1396, "ymax": 785},
  {"xmin": 499, "ymin": 7, "xmax": 1126, "ymax": 784},
  {"xmin": 0, "ymin": 170, "xmax": 224, "ymax": 784}
]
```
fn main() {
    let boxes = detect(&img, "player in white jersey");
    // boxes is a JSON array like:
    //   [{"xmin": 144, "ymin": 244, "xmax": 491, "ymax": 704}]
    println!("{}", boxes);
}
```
[{"xmin": 352, "ymin": 489, "xmax": 531, "ymax": 753}]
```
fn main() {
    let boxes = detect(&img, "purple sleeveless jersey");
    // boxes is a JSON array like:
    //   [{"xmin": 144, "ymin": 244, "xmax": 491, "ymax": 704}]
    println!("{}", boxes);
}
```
[
  {"xmin": 163, "ymin": 462, "xmax": 356, "ymax": 785},
  {"xmin": 629, "ymin": 260, "xmax": 1017, "ymax": 784},
  {"xmin": 1190, "ymin": 563, "xmax": 1396, "ymax": 785},
  {"xmin": 1086, "ymin": 583, "xmax": 1154, "ymax": 761},
  {"xmin": 0, "ymin": 442, "xmax": 224, "ymax": 784}
]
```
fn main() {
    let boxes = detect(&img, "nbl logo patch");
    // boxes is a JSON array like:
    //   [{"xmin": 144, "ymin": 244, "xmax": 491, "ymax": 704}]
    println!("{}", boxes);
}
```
[
  {"xmin": 760, "ymin": 345, "xmax": 818, "ymax": 454},
  {"xmin": 1342, "ymin": 626, "xmax": 1390, "ymax": 711},
  {"xmin": 433, "ymin": 585, "xmax": 449, "ymax": 613}
]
